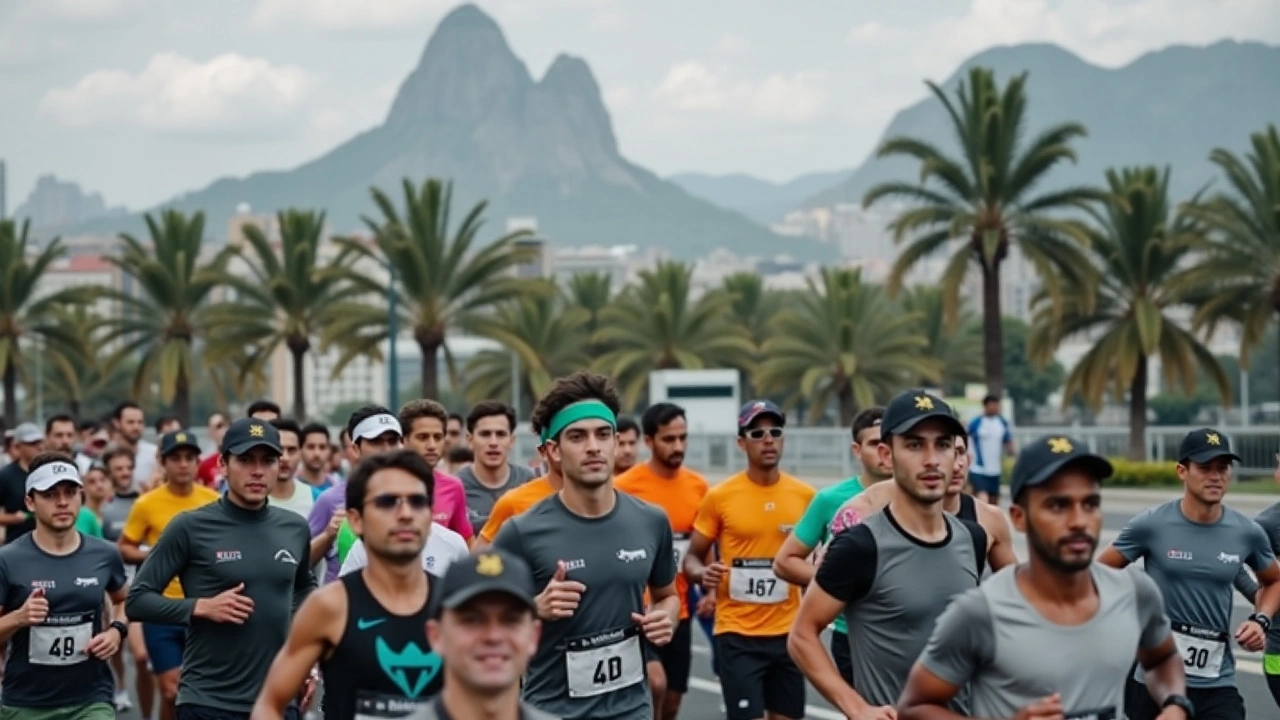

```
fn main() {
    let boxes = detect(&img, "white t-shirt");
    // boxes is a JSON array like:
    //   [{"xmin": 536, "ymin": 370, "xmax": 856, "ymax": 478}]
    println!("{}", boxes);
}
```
[
  {"xmin": 338, "ymin": 523, "xmax": 469, "ymax": 578},
  {"xmin": 269, "ymin": 481, "xmax": 316, "ymax": 519},
  {"xmin": 968, "ymin": 415, "xmax": 1011, "ymax": 476},
  {"xmin": 132, "ymin": 440, "xmax": 158, "ymax": 489}
]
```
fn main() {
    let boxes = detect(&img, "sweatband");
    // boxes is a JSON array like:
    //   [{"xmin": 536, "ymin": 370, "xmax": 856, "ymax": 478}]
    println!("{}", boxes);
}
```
[
  {"xmin": 545, "ymin": 400, "xmax": 617, "ymax": 441},
  {"xmin": 352, "ymin": 413, "xmax": 402, "ymax": 441}
]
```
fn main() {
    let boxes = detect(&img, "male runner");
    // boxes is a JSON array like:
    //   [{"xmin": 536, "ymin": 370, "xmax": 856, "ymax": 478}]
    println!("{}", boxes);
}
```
[
  {"xmin": 616, "ymin": 402, "xmax": 708, "ymax": 720},
  {"xmin": 0, "ymin": 422, "xmax": 43, "ymax": 542},
  {"xmin": 252, "ymin": 450, "xmax": 448, "ymax": 720},
  {"xmin": 399, "ymin": 400, "xmax": 473, "ymax": 540},
  {"xmin": 899, "ymin": 435, "xmax": 1192, "ymax": 720},
  {"xmin": 772, "ymin": 407, "xmax": 888, "ymax": 685},
  {"xmin": 120, "ymin": 430, "xmax": 220, "ymax": 720},
  {"xmin": 246, "ymin": 400, "xmax": 282, "ymax": 421},
  {"xmin": 196, "ymin": 412, "xmax": 229, "ymax": 488},
  {"xmin": 494, "ymin": 371, "xmax": 679, "ymax": 720},
  {"xmin": 111, "ymin": 402, "xmax": 158, "ymax": 490},
  {"xmin": 832, "ymin": 432, "xmax": 1017, "ymax": 571},
  {"xmin": 337, "ymin": 516, "xmax": 468, "ymax": 579},
  {"xmin": 683, "ymin": 400, "xmax": 814, "ymax": 720},
  {"xmin": 458, "ymin": 401, "xmax": 537, "ymax": 529},
  {"xmin": 445, "ymin": 414, "xmax": 465, "ymax": 453},
  {"xmin": 413, "ymin": 550, "xmax": 554, "ymax": 720},
  {"xmin": 471, "ymin": 413, "xmax": 562, "ymax": 552},
  {"xmin": 45, "ymin": 414, "xmax": 78, "ymax": 455},
  {"xmin": 297, "ymin": 423, "xmax": 338, "ymax": 493},
  {"xmin": 1253, "ymin": 470, "xmax": 1280, "ymax": 707},
  {"xmin": 101, "ymin": 446, "xmax": 151, "ymax": 716},
  {"xmin": 966, "ymin": 394, "xmax": 1013, "ymax": 504},
  {"xmin": 1099, "ymin": 427, "xmax": 1280, "ymax": 720},
  {"xmin": 0, "ymin": 455, "xmax": 129, "ymax": 720},
  {"xmin": 267, "ymin": 419, "xmax": 317, "ymax": 518},
  {"xmin": 788, "ymin": 390, "xmax": 985, "ymax": 719},
  {"xmin": 615, "ymin": 416, "xmax": 640, "ymax": 475},
  {"xmin": 127, "ymin": 418, "xmax": 316, "ymax": 720}
]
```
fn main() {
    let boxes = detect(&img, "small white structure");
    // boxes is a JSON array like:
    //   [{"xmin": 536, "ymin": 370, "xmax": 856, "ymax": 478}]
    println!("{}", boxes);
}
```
[{"xmin": 648, "ymin": 369, "xmax": 741, "ymax": 434}]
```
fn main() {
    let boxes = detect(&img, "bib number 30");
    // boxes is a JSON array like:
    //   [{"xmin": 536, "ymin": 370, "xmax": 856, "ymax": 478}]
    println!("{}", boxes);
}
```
[{"xmin": 1171, "ymin": 622, "xmax": 1226, "ymax": 680}]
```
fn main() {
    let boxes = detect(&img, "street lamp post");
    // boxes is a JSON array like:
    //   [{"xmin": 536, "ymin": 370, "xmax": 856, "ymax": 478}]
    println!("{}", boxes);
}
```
[
  {"xmin": 388, "ymin": 264, "xmax": 399, "ymax": 408},
  {"xmin": 510, "ymin": 350, "xmax": 521, "ymax": 418}
]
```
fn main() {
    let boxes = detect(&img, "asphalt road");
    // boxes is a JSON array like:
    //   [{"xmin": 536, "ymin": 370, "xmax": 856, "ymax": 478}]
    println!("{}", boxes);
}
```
[{"xmin": 105, "ymin": 485, "xmax": 1279, "ymax": 719}]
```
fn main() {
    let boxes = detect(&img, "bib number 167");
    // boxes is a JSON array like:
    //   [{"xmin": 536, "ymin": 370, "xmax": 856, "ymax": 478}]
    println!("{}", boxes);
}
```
[{"xmin": 746, "ymin": 578, "xmax": 777, "ymax": 597}]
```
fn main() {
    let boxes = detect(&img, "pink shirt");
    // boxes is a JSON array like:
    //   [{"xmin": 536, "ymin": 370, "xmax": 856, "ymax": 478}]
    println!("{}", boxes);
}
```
[{"xmin": 433, "ymin": 471, "xmax": 473, "ymax": 541}]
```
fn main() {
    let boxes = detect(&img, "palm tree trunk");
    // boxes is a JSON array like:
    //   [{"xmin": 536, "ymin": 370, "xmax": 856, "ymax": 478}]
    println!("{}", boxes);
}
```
[
  {"xmin": 419, "ymin": 339, "xmax": 441, "ymax": 401},
  {"xmin": 1127, "ymin": 360, "xmax": 1149, "ymax": 461},
  {"xmin": 174, "ymin": 375, "xmax": 191, "ymax": 428},
  {"xmin": 980, "ymin": 261, "xmax": 1006, "ymax": 399},
  {"xmin": 838, "ymin": 386, "xmax": 855, "ymax": 427},
  {"xmin": 290, "ymin": 346, "xmax": 307, "ymax": 421},
  {"xmin": 2, "ymin": 362, "xmax": 15, "ymax": 429},
  {"xmin": 69, "ymin": 398, "xmax": 81, "ymax": 419}
]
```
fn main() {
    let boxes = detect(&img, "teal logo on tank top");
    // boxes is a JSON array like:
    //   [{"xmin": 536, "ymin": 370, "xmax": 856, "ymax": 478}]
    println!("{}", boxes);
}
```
[{"xmin": 374, "ymin": 636, "xmax": 442, "ymax": 699}]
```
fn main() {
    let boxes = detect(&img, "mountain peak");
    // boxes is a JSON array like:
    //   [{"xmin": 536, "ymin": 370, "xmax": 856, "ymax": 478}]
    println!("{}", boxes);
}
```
[
  {"xmin": 537, "ymin": 54, "xmax": 618, "ymax": 157},
  {"xmin": 383, "ymin": 2, "xmax": 531, "ymax": 128}
]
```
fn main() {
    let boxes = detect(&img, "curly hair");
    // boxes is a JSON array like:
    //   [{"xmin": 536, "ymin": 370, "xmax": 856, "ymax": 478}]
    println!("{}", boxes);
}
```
[{"xmin": 531, "ymin": 372, "xmax": 621, "ymax": 441}]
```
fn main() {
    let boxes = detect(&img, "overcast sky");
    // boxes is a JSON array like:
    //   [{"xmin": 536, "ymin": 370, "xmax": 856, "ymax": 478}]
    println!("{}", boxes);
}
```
[{"xmin": 2, "ymin": 0, "xmax": 1278, "ymax": 210}]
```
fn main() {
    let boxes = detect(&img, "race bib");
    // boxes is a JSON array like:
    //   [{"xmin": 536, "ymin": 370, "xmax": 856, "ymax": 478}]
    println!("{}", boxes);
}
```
[
  {"xmin": 1065, "ymin": 708, "xmax": 1116, "ymax": 720},
  {"xmin": 1172, "ymin": 621, "xmax": 1227, "ymax": 679},
  {"xmin": 564, "ymin": 625, "xmax": 644, "ymax": 698},
  {"xmin": 728, "ymin": 558, "xmax": 789, "ymax": 604},
  {"xmin": 29, "ymin": 612, "xmax": 94, "ymax": 666},
  {"xmin": 672, "ymin": 532, "xmax": 691, "ymax": 566},
  {"xmin": 353, "ymin": 692, "xmax": 427, "ymax": 720}
]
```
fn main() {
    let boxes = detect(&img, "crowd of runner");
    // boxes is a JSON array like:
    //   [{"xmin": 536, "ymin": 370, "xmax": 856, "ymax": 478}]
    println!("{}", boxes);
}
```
[{"xmin": 1, "ymin": 377, "xmax": 1279, "ymax": 720}]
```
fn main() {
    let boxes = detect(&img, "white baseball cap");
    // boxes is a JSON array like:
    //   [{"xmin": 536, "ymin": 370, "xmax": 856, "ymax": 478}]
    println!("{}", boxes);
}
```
[
  {"xmin": 26, "ymin": 461, "xmax": 83, "ymax": 494},
  {"xmin": 352, "ymin": 413, "xmax": 403, "ymax": 442}
]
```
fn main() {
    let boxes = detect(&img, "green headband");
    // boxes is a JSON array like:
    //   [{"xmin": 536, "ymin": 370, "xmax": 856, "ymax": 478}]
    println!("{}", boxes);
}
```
[{"xmin": 544, "ymin": 400, "xmax": 617, "ymax": 442}]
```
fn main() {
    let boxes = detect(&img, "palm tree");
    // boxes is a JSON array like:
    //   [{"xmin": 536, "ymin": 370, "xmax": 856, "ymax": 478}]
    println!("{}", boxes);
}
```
[
  {"xmin": 594, "ymin": 261, "xmax": 754, "ymax": 409},
  {"xmin": 562, "ymin": 271, "xmax": 613, "ymax": 360},
  {"xmin": 898, "ymin": 286, "xmax": 984, "ymax": 393},
  {"xmin": 1028, "ymin": 167, "xmax": 1230, "ymax": 460},
  {"xmin": 0, "ymin": 219, "xmax": 96, "ymax": 426},
  {"xmin": 323, "ymin": 179, "xmax": 538, "ymax": 399},
  {"xmin": 98, "ymin": 210, "xmax": 231, "ymax": 425},
  {"xmin": 205, "ymin": 209, "xmax": 362, "ymax": 420},
  {"xmin": 863, "ymin": 66, "xmax": 1103, "ymax": 399},
  {"xmin": 721, "ymin": 272, "xmax": 784, "ymax": 396},
  {"xmin": 27, "ymin": 306, "xmax": 127, "ymax": 419},
  {"xmin": 756, "ymin": 268, "xmax": 939, "ymax": 425},
  {"xmin": 464, "ymin": 284, "xmax": 591, "ymax": 410},
  {"xmin": 1179, "ymin": 125, "xmax": 1280, "ymax": 391}
]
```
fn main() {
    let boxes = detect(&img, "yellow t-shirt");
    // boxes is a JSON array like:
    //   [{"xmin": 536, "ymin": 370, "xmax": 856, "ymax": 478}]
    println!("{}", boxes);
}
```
[
  {"xmin": 692, "ymin": 472, "xmax": 815, "ymax": 637},
  {"xmin": 122, "ymin": 483, "xmax": 220, "ymax": 599}
]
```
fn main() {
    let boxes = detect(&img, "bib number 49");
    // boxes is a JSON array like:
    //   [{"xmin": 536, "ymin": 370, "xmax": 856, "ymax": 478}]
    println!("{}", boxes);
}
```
[
  {"xmin": 48, "ymin": 636, "xmax": 76, "ymax": 658},
  {"xmin": 593, "ymin": 656, "xmax": 623, "ymax": 685}
]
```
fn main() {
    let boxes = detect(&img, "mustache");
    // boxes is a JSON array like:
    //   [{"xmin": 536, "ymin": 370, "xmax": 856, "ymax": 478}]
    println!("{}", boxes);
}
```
[{"xmin": 1059, "ymin": 533, "xmax": 1097, "ymax": 546}]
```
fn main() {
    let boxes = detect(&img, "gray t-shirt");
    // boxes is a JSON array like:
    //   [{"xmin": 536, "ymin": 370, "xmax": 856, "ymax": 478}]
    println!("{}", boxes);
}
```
[
  {"xmin": 101, "ymin": 492, "xmax": 139, "ymax": 543},
  {"xmin": 459, "ymin": 463, "xmax": 538, "ymax": 529},
  {"xmin": 919, "ymin": 564, "xmax": 1170, "ymax": 720},
  {"xmin": 0, "ymin": 532, "xmax": 127, "ymax": 708},
  {"xmin": 493, "ymin": 491, "xmax": 677, "ymax": 720},
  {"xmin": 1112, "ymin": 499, "xmax": 1275, "ymax": 688},
  {"xmin": 814, "ymin": 508, "xmax": 986, "ymax": 710},
  {"xmin": 1253, "ymin": 501, "xmax": 1280, "ymax": 655}
]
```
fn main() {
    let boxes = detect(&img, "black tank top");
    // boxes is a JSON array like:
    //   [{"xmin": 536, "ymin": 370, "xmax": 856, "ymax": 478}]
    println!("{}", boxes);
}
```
[
  {"xmin": 322, "ymin": 571, "xmax": 444, "ymax": 720},
  {"xmin": 956, "ymin": 493, "xmax": 979, "ymax": 523}
]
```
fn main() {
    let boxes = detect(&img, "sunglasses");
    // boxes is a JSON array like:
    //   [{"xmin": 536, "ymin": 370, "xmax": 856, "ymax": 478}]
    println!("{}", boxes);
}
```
[
  {"xmin": 743, "ymin": 428, "xmax": 784, "ymax": 441},
  {"xmin": 365, "ymin": 493, "xmax": 431, "ymax": 511}
]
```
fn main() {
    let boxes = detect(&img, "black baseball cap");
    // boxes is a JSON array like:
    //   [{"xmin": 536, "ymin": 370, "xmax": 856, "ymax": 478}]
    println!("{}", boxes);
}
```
[
  {"xmin": 881, "ymin": 389, "xmax": 964, "ymax": 437},
  {"xmin": 1177, "ymin": 428, "xmax": 1241, "ymax": 465},
  {"xmin": 738, "ymin": 400, "xmax": 785, "ymax": 429},
  {"xmin": 159, "ymin": 430, "xmax": 202, "ymax": 457},
  {"xmin": 1010, "ymin": 434, "xmax": 1113, "ymax": 499},
  {"xmin": 221, "ymin": 418, "xmax": 282, "ymax": 456},
  {"xmin": 436, "ymin": 550, "xmax": 537, "ymax": 616}
]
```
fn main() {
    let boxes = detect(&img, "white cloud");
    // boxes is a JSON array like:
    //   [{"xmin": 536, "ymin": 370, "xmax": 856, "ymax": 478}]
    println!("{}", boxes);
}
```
[
  {"xmin": 249, "ymin": 0, "xmax": 450, "ymax": 30},
  {"xmin": 654, "ymin": 62, "xmax": 826, "ymax": 124},
  {"xmin": 39, "ymin": 53, "xmax": 314, "ymax": 138}
]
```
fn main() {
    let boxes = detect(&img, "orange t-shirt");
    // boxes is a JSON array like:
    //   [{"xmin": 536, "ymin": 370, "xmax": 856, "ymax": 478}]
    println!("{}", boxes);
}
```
[
  {"xmin": 692, "ymin": 471, "xmax": 815, "ymax": 637},
  {"xmin": 478, "ymin": 476, "xmax": 557, "ymax": 542},
  {"xmin": 616, "ymin": 464, "xmax": 709, "ymax": 620}
]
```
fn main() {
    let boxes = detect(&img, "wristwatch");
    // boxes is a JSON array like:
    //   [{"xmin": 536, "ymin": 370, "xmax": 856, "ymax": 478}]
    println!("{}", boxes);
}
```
[
  {"xmin": 1162, "ymin": 694, "xmax": 1195, "ymax": 719},
  {"xmin": 1248, "ymin": 612, "xmax": 1272, "ymax": 633},
  {"xmin": 109, "ymin": 620, "xmax": 129, "ymax": 639}
]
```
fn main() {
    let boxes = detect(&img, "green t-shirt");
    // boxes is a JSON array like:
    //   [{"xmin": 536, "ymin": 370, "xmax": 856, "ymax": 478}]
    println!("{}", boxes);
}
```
[
  {"xmin": 336, "ymin": 521, "xmax": 358, "ymax": 564},
  {"xmin": 794, "ymin": 476, "xmax": 864, "ymax": 635},
  {"xmin": 75, "ymin": 507, "xmax": 103, "ymax": 538}
]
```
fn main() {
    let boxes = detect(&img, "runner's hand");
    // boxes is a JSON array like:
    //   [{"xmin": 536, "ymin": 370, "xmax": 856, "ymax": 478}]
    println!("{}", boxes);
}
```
[
  {"xmin": 695, "ymin": 590, "xmax": 717, "ymax": 618},
  {"xmin": 1010, "ymin": 693, "xmax": 1064, "ymax": 720},
  {"xmin": 1154, "ymin": 705, "xmax": 1188, "ymax": 720},
  {"xmin": 85, "ymin": 626, "xmax": 122, "ymax": 659},
  {"xmin": 702, "ymin": 561, "xmax": 727, "ymax": 590},
  {"xmin": 535, "ymin": 561, "xmax": 586, "ymax": 621},
  {"xmin": 325, "ymin": 510, "xmax": 344, "ymax": 538},
  {"xmin": 851, "ymin": 705, "xmax": 896, "ymax": 720},
  {"xmin": 1235, "ymin": 619, "xmax": 1266, "ymax": 651},
  {"xmin": 632, "ymin": 609, "xmax": 674, "ymax": 646},
  {"xmin": 194, "ymin": 583, "xmax": 255, "ymax": 624},
  {"xmin": 18, "ymin": 588, "xmax": 48, "ymax": 626}
]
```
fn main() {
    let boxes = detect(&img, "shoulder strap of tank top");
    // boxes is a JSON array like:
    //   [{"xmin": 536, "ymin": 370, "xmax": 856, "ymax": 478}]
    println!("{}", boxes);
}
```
[{"xmin": 958, "ymin": 492, "xmax": 977, "ymax": 522}]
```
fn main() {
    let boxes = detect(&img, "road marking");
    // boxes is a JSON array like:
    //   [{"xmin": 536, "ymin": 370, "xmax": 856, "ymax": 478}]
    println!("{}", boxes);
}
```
[{"xmin": 687, "ymin": 677, "xmax": 845, "ymax": 720}]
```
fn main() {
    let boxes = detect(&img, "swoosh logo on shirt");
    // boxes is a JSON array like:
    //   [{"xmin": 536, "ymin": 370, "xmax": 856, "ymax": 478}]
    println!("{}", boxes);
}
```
[{"xmin": 357, "ymin": 617, "xmax": 387, "ymax": 630}]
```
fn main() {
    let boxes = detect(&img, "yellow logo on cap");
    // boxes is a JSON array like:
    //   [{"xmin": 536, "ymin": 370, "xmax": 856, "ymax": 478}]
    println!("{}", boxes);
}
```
[
  {"xmin": 1206, "ymin": 432, "xmax": 1221, "ymax": 446},
  {"xmin": 175, "ymin": 433, "xmax": 187, "ymax": 442},
  {"xmin": 914, "ymin": 396, "xmax": 934, "ymax": 410},
  {"xmin": 249, "ymin": 424, "xmax": 265, "ymax": 438},
  {"xmin": 1048, "ymin": 437, "xmax": 1073, "ymax": 454},
  {"xmin": 476, "ymin": 554, "xmax": 503, "ymax": 577}
]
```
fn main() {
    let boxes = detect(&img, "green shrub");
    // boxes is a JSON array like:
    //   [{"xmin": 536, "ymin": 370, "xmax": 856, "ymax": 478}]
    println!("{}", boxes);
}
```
[{"xmin": 999, "ymin": 458, "xmax": 1182, "ymax": 487}]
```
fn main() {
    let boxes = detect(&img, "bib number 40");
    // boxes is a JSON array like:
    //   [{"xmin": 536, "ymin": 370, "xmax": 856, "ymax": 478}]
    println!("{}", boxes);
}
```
[{"xmin": 593, "ymin": 656, "xmax": 623, "ymax": 685}]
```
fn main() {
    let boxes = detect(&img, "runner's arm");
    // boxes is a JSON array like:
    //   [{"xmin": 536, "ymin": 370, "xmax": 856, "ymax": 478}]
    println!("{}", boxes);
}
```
[
  {"xmin": 898, "ymin": 589, "xmax": 992, "ymax": 720},
  {"xmin": 1132, "ymin": 572, "xmax": 1186, "ymax": 708},
  {"xmin": 250, "ymin": 586, "xmax": 343, "ymax": 720},
  {"xmin": 976, "ymin": 502, "xmax": 1017, "ymax": 571},
  {"xmin": 1233, "ymin": 567, "xmax": 1259, "ymax": 604},
  {"xmin": 773, "ymin": 493, "xmax": 826, "ymax": 585},
  {"xmin": 681, "ymin": 531, "xmax": 717, "ymax": 587},
  {"xmin": 126, "ymin": 517, "xmax": 197, "ymax": 625},
  {"xmin": 291, "ymin": 528, "xmax": 317, "ymax": 613},
  {"xmin": 788, "ymin": 526, "xmax": 881, "ymax": 718},
  {"xmin": 117, "ymin": 503, "xmax": 151, "ymax": 565},
  {"xmin": 1246, "ymin": 521, "xmax": 1280, "ymax": 618},
  {"xmin": 474, "ymin": 492, "xmax": 519, "ymax": 551},
  {"xmin": 647, "ymin": 523, "xmax": 681, "ymax": 626},
  {"xmin": 1097, "ymin": 510, "xmax": 1154, "ymax": 569}
]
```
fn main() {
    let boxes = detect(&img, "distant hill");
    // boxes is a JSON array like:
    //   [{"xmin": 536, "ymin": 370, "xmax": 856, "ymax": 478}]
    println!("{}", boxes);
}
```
[
  {"xmin": 668, "ymin": 170, "xmax": 851, "ymax": 225},
  {"xmin": 14, "ymin": 175, "xmax": 126, "ymax": 232},
  {"xmin": 70, "ymin": 4, "xmax": 822, "ymax": 261},
  {"xmin": 805, "ymin": 40, "xmax": 1280, "ymax": 210}
]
